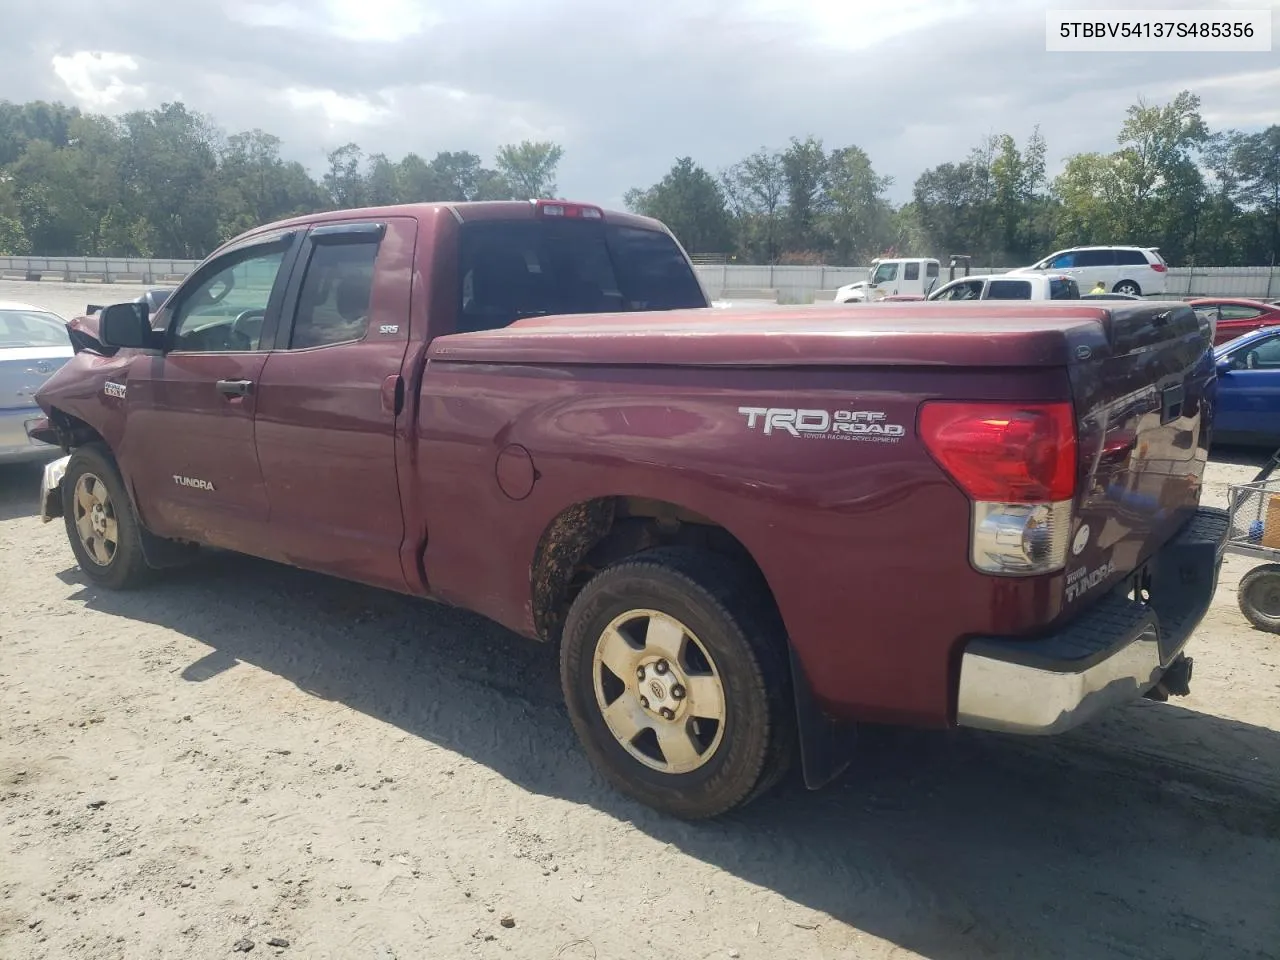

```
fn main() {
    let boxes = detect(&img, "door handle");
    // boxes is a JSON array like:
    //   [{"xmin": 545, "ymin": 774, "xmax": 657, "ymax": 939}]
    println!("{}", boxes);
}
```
[{"xmin": 216, "ymin": 379, "xmax": 254, "ymax": 398}]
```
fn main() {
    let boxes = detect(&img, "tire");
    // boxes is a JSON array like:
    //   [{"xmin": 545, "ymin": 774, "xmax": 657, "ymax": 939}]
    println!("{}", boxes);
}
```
[
  {"xmin": 1237, "ymin": 564, "xmax": 1280, "ymax": 633},
  {"xmin": 61, "ymin": 444, "xmax": 153, "ymax": 590},
  {"xmin": 1114, "ymin": 280, "xmax": 1142, "ymax": 296},
  {"xmin": 560, "ymin": 546, "xmax": 796, "ymax": 819}
]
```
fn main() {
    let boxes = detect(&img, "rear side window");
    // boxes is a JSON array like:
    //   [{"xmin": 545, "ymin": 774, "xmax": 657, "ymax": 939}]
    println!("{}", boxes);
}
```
[
  {"xmin": 986, "ymin": 279, "xmax": 1032, "ymax": 300},
  {"xmin": 457, "ymin": 221, "xmax": 706, "ymax": 334},
  {"xmin": 926, "ymin": 262, "xmax": 939, "ymax": 278},
  {"xmin": 1050, "ymin": 278, "xmax": 1080, "ymax": 299},
  {"xmin": 1073, "ymin": 249, "xmax": 1115, "ymax": 268},
  {"xmin": 1114, "ymin": 249, "xmax": 1149, "ymax": 266},
  {"xmin": 290, "ymin": 240, "xmax": 380, "ymax": 349},
  {"xmin": 0, "ymin": 310, "xmax": 69, "ymax": 348},
  {"xmin": 904, "ymin": 262, "xmax": 920, "ymax": 281},
  {"xmin": 1220, "ymin": 305, "xmax": 1263, "ymax": 321}
]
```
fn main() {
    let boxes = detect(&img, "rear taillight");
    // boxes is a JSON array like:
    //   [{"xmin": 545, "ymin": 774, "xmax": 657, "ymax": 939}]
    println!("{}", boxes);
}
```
[
  {"xmin": 920, "ymin": 401, "xmax": 1078, "ymax": 575},
  {"xmin": 1150, "ymin": 263, "xmax": 1167, "ymax": 272}
]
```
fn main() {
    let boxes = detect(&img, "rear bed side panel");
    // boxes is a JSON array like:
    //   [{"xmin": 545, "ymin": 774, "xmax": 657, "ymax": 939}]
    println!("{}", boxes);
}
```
[{"xmin": 414, "ymin": 360, "xmax": 1074, "ymax": 727}]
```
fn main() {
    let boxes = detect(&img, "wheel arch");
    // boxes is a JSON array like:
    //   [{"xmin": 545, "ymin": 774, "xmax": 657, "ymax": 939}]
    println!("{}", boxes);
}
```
[{"xmin": 528, "ymin": 493, "xmax": 856, "ymax": 791}]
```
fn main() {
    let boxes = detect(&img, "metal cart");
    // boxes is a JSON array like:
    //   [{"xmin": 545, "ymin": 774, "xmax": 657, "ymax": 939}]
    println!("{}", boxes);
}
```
[{"xmin": 1226, "ymin": 447, "xmax": 1280, "ymax": 632}]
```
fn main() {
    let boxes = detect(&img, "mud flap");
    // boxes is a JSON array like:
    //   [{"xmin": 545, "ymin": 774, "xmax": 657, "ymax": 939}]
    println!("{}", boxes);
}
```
[{"xmin": 789, "ymin": 644, "xmax": 857, "ymax": 790}]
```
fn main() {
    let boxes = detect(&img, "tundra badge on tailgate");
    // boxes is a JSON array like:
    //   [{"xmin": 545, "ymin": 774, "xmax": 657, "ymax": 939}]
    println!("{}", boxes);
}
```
[{"xmin": 738, "ymin": 407, "xmax": 905, "ymax": 443}]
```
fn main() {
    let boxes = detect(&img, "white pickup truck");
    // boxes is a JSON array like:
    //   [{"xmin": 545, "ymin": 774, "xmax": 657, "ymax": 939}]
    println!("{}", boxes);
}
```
[{"xmin": 921, "ymin": 272, "xmax": 1081, "ymax": 301}]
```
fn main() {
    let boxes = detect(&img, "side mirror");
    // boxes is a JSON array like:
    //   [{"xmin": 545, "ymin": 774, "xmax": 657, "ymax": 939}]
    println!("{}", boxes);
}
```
[
  {"xmin": 1215, "ymin": 357, "xmax": 1233, "ymax": 375},
  {"xmin": 99, "ymin": 302, "xmax": 154, "ymax": 349}
]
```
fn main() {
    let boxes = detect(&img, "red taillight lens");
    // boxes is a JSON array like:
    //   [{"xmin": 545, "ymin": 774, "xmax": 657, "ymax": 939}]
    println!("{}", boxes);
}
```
[
  {"xmin": 919, "ymin": 402, "xmax": 1077, "ymax": 503},
  {"xmin": 1150, "ymin": 263, "xmax": 1167, "ymax": 272}
]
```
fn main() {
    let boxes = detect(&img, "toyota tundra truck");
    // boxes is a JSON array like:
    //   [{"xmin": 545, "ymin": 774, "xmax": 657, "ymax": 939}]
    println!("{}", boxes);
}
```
[{"xmin": 27, "ymin": 199, "xmax": 1228, "ymax": 819}]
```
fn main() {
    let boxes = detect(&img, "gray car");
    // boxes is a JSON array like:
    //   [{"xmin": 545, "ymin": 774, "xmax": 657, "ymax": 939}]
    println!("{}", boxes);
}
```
[{"xmin": 0, "ymin": 301, "xmax": 72, "ymax": 464}]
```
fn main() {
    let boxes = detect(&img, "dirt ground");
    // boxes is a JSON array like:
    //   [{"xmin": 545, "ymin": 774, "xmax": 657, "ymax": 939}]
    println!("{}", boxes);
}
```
[{"xmin": 1, "ymin": 279, "xmax": 1279, "ymax": 960}]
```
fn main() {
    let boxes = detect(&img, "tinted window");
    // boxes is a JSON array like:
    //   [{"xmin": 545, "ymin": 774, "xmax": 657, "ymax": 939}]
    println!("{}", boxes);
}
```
[
  {"xmin": 457, "ymin": 221, "xmax": 705, "ymax": 334},
  {"xmin": 1114, "ymin": 249, "xmax": 1148, "ymax": 266},
  {"xmin": 1220, "ymin": 305, "xmax": 1263, "ymax": 321},
  {"xmin": 1050, "ymin": 278, "xmax": 1080, "ymax": 299},
  {"xmin": 986, "ymin": 279, "xmax": 1032, "ymax": 300},
  {"xmin": 904, "ymin": 262, "xmax": 920, "ymax": 281},
  {"xmin": 1073, "ymin": 249, "xmax": 1115, "ymax": 268},
  {"xmin": 290, "ymin": 240, "xmax": 379, "ymax": 349},
  {"xmin": 0, "ymin": 310, "xmax": 69, "ymax": 348},
  {"xmin": 926, "ymin": 262, "xmax": 939, "ymax": 278},
  {"xmin": 170, "ymin": 241, "xmax": 289, "ymax": 352},
  {"xmin": 1047, "ymin": 252, "xmax": 1076, "ymax": 269}
]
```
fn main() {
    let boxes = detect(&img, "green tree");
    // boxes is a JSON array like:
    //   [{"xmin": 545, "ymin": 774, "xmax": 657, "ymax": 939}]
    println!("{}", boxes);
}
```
[
  {"xmin": 721, "ymin": 148, "xmax": 787, "ymax": 262},
  {"xmin": 823, "ymin": 144, "xmax": 894, "ymax": 264},
  {"xmin": 323, "ymin": 142, "xmax": 366, "ymax": 208},
  {"xmin": 494, "ymin": 140, "xmax": 563, "ymax": 198},
  {"xmin": 1229, "ymin": 125, "xmax": 1280, "ymax": 264},
  {"xmin": 624, "ymin": 157, "xmax": 732, "ymax": 254},
  {"xmin": 780, "ymin": 135, "xmax": 828, "ymax": 252}
]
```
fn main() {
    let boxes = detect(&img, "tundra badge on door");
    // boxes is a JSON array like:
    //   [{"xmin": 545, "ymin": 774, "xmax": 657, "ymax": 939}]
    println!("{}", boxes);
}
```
[{"xmin": 173, "ymin": 475, "xmax": 215, "ymax": 491}]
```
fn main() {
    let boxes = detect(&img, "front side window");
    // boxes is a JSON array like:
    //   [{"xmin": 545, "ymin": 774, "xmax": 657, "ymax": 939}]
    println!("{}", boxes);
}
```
[
  {"xmin": 1231, "ymin": 335, "xmax": 1280, "ymax": 369},
  {"xmin": 931, "ymin": 279, "xmax": 984, "ymax": 301},
  {"xmin": 170, "ymin": 242, "xmax": 290, "ymax": 352},
  {"xmin": 986, "ymin": 279, "xmax": 1032, "ymax": 300},
  {"xmin": 1046, "ymin": 251, "xmax": 1076, "ymax": 269},
  {"xmin": 0, "ymin": 310, "xmax": 69, "ymax": 348},
  {"xmin": 289, "ymin": 240, "xmax": 380, "ymax": 349},
  {"xmin": 457, "ymin": 220, "xmax": 705, "ymax": 334},
  {"xmin": 869, "ymin": 262, "xmax": 898, "ymax": 284}
]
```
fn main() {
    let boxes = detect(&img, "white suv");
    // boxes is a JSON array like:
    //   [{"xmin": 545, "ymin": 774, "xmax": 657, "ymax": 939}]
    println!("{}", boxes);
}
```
[{"xmin": 1011, "ymin": 245, "xmax": 1168, "ymax": 297}]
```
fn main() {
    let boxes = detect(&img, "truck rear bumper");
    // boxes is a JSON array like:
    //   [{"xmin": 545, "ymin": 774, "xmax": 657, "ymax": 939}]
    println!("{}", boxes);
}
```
[{"xmin": 956, "ymin": 506, "xmax": 1228, "ymax": 736}]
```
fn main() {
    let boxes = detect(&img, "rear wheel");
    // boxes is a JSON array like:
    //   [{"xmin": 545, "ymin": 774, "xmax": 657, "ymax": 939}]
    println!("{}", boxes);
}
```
[
  {"xmin": 1114, "ymin": 280, "xmax": 1142, "ymax": 296},
  {"xmin": 1237, "ymin": 564, "xmax": 1280, "ymax": 633},
  {"xmin": 560, "ymin": 547, "xmax": 795, "ymax": 819},
  {"xmin": 62, "ymin": 445, "xmax": 152, "ymax": 590}
]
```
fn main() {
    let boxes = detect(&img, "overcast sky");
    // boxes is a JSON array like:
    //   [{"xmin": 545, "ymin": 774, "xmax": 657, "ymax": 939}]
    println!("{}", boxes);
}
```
[{"xmin": 4, "ymin": 0, "xmax": 1278, "ymax": 207}]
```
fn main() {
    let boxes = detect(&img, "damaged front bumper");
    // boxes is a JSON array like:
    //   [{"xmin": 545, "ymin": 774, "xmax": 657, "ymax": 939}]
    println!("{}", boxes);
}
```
[
  {"xmin": 956, "ymin": 506, "xmax": 1228, "ymax": 736},
  {"xmin": 39, "ymin": 454, "xmax": 71, "ymax": 523}
]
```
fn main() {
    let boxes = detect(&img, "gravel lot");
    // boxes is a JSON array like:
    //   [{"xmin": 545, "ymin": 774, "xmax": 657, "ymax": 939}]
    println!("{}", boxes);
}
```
[{"xmin": 2, "ymin": 279, "xmax": 1279, "ymax": 960}]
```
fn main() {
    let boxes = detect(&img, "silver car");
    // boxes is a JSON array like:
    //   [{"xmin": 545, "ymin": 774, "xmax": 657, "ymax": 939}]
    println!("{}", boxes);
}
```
[{"xmin": 0, "ymin": 300, "xmax": 72, "ymax": 463}]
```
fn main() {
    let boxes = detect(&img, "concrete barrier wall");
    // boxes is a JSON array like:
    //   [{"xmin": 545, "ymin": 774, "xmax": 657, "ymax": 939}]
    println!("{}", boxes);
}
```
[{"xmin": 1, "ymin": 256, "xmax": 1277, "ymax": 303}]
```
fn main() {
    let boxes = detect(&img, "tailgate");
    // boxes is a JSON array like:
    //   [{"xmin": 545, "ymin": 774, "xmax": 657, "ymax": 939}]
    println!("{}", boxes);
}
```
[{"xmin": 1064, "ymin": 301, "xmax": 1214, "ymax": 605}]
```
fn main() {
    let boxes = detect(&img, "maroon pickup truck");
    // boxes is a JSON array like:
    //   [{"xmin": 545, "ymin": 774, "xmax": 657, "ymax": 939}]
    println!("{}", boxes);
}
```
[{"xmin": 28, "ymin": 199, "xmax": 1227, "ymax": 819}]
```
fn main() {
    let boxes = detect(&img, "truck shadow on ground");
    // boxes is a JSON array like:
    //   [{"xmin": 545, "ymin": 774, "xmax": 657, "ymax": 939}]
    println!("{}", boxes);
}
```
[{"xmin": 57, "ymin": 553, "xmax": 1280, "ymax": 960}]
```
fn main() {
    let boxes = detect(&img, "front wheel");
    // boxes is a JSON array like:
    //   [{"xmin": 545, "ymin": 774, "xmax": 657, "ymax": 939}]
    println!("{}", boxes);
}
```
[
  {"xmin": 62, "ymin": 445, "xmax": 153, "ymax": 590},
  {"xmin": 1238, "ymin": 563, "xmax": 1280, "ymax": 633},
  {"xmin": 1114, "ymin": 280, "xmax": 1142, "ymax": 296},
  {"xmin": 560, "ymin": 547, "xmax": 795, "ymax": 819}
]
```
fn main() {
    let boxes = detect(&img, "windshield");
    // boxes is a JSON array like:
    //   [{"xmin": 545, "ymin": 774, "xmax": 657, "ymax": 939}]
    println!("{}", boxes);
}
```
[
  {"xmin": 457, "ymin": 220, "xmax": 707, "ymax": 333},
  {"xmin": 869, "ymin": 262, "xmax": 898, "ymax": 285},
  {"xmin": 0, "ymin": 310, "xmax": 69, "ymax": 348}
]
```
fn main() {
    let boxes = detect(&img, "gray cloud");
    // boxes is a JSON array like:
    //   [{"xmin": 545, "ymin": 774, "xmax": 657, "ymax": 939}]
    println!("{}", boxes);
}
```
[{"xmin": 3, "ymin": 0, "xmax": 1277, "ymax": 208}]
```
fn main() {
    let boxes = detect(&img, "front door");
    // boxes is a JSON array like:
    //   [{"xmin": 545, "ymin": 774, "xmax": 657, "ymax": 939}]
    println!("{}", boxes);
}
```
[
  {"xmin": 252, "ymin": 217, "xmax": 416, "ymax": 591},
  {"xmin": 120, "ymin": 231, "xmax": 300, "ymax": 551}
]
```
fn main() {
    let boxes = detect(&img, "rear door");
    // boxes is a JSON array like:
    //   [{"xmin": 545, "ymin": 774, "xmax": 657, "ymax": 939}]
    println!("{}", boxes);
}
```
[
  {"xmin": 252, "ymin": 217, "xmax": 417, "ymax": 592},
  {"xmin": 120, "ymin": 230, "xmax": 300, "ymax": 550},
  {"xmin": 984, "ymin": 278, "xmax": 1033, "ymax": 300}
]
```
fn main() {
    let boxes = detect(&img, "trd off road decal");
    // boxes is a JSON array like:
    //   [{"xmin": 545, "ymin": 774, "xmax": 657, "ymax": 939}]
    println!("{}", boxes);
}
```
[{"xmin": 739, "ymin": 406, "xmax": 906, "ymax": 443}]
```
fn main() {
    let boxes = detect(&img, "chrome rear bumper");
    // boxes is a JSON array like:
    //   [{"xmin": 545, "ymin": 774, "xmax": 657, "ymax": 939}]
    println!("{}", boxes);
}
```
[{"xmin": 957, "ymin": 506, "xmax": 1228, "ymax": 735}]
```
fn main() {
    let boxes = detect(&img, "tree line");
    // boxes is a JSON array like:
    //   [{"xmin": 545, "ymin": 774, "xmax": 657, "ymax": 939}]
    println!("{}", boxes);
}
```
[{"xmin": 1, "ymin": 90, "xmax": 1277, "ymax": 267}]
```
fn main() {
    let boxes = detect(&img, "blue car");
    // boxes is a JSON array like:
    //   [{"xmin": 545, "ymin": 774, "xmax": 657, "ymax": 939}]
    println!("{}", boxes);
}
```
[{"xmin": 1212, "ymin": 326, "xmax": 1280, "ymax": 446}]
